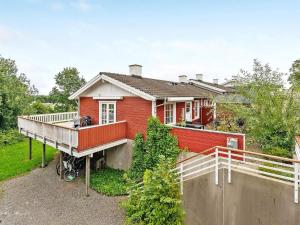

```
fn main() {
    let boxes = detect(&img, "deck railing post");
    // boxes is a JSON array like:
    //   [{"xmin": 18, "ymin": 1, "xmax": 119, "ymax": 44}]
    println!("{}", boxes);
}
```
[
  {"xmin": 86, "ymin": 155, "xmax": 91, "ymax": 197},
  {"xmin": 60, "ymin": 151, "xmax": 64, "ymax": 180},
  {"xmin": 180, "ymin": 163, "xmax": 183, "ymax": 195},
  {"xmin": 215, "ymin": 148, "xmax": 219, "ymax": 185},
  {"xmin": 69, "ymin": 129, "xmax": 72, "ymax": 152},
  {"xmin": 29, "ymin": 137, "xmax": 32, "ymax": 160},
  {"xmin": 228, "ymin": 149, "xmax": 231, "ymax": 183},
  {"xmin": 41, "ymin": 140, "xmax": 46, "ymax": 168},
  {"xmin": 294, "ymin": 162, "xmax": 299, "ymax": 203}
]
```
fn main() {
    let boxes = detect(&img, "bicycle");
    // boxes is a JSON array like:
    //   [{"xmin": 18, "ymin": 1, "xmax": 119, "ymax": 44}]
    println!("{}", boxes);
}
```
[{"xmin": 56, "ymin": 153, "xmax": 85, "ymax": 182}]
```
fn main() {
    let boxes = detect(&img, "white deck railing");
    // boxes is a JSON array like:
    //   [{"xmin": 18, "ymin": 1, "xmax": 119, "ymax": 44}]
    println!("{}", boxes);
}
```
[
  {"xmin": 295, "ymin": 139, "xmax": 300, "ymax": 160},
  {"xmin": 26, "ymin": 112, "xmax": 78, "ymax": 123},
  {"xmin": 18, "ymin": 112, "xmax": 78, "ymax": 153},
  {"xmin": 135, "ymin": 146, "xmax": 300, "ymax": 203}
]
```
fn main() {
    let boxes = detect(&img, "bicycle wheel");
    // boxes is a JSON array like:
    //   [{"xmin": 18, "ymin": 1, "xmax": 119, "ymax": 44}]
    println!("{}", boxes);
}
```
[
  {"xmin": 56, "ymin": 163, "xmax": 60, "ymax": 176},
  {"xmin": 64, "ymin": 170, "xmax": 76, "ymax": 182}
]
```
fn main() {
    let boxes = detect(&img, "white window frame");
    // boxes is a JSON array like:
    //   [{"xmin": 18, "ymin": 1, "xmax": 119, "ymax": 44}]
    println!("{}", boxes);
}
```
[
  {"xmin": 164, "ymin": 103, "xmax": 176, "ymax": 125},
  {"xmin": 194, "ymin": 100, "xmax": 200, "ymax": 119},
  {"xmin": 99, "ymin": 101, "xmax": 116, "ymax": 125},
  {"xmin": 185, "ymin": 101, "xmax": 193, "ymax": 122}
]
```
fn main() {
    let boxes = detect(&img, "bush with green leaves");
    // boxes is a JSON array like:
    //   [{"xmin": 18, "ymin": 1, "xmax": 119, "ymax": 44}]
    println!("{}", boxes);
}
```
[
  {"xmin": 123, "ymin": 156, "xmax": 185, "ymax": 225},
  {"xmin": 231, "ymin": 59, "xmax": 300, "ymax": 153},
  {"xmin": 90, "ymin": 168, "xmax": 127, "ymax": 196},
  {"xmin": 0, "ymin": 129, "xmax": 24, "ymax": 146},
  {"xmin": 127, "ymin": 117, "xmax": 180, "ymax": 180}
]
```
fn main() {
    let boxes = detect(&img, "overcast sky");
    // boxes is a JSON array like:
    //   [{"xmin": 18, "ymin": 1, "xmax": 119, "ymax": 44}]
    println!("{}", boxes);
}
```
[{"xmin": 1, "ymin": 0, "xmax": 300, "ymax": 94}]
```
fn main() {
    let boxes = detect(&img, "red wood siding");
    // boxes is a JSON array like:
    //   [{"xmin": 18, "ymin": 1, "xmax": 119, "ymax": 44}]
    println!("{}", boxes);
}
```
[
  {"xmin": 77, "ymin": 121, "xmax": 126, "ymax": 151},
  {"xmin": 156, "ymin": 100, "xmax": 164, "ymax": 124},
  {"xmin": 117, "ymin": 96, "xmax": 152, "ymax": 139},
  {"xmin": 156, "ymin": 100, "xmax": 212, "ymax": 125},
  {"xmin": 201, "ymin": 106, "xmax": 213, "ymax": 125},
  {"xmin": 79, "ymin": 96, "xmax": 152, "ymax": 139},
  {"xmin": 79, "ymin": 97, "xmax": 99, "ymax": 125},
  {"xmin": 176, "ymin": 102, "xmax": 185, "ymax": 123},
  {"xmin": 171, "ymin": 127, "xmax": 245, "ymax": 153}
]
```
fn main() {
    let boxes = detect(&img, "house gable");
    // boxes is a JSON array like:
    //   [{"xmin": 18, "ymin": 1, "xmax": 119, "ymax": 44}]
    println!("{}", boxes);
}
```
[{"xmin": 80, "ymin": 80, "xmax": 134, "ymax": 97}]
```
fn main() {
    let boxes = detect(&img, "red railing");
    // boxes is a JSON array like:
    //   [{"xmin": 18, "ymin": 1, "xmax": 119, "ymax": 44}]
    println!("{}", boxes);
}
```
[{"xmin": 77, "ymin": 121, "xmax": 127, "ymax": 151}]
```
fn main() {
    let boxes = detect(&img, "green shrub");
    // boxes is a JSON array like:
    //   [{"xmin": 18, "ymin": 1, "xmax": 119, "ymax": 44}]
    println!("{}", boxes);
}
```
[
  {"xmin": 90, "ymin": 168, "xmax": 128, "ymax": 196},
  {"xmin": 263, "ymin": 146, "xmax": 292, "ymax": 158},
  {"xmin": 123, "ymin": 156, "xmax": 185, "ymax": 225},
  {"xmin": 0, "ymin": 129, "xmax": 24, "ymax": 146},
  {"xmin": 127, "ymin": 117, "xmax": 180, "ymax": 180}
]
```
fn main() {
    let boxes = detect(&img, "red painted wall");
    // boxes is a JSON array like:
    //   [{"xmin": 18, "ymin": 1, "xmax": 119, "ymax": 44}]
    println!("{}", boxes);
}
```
[
  {"xmin": 155, "ymin": 100, "xmax": 212, "ymax": 125},
  {"xmin": 79, "ymin": 97, "xmax": 99, "ymax": 125},
  {"xmin": 80, "ymin": 96, "xmax": 152, "ymax": 140},
  {"xmin": 117, "ymin": 97, "xmax": 152, "ymax": 139},
  {"xmin": 176, "ymin": 102, "xmax": 185, "ymax": 123},
  {"xmin": 201, "ymin": 106, "xmax": 213, "ymax": 125},
  {"xmin": 171, "ymin": 127, "xmax": 245, "ymax": 153},
  {"xmin": 156, "ymin": 100, "xmax": 164, "ymax": 124}
]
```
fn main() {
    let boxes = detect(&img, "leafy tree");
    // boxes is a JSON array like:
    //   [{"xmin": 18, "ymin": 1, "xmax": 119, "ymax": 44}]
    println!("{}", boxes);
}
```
[
  {"xmin": 0, "ymin": 55, "xmax": 38, "ymax": 130},
  {"xmin": 208, "ymin": 103, "xmax": 244, "ymax": 133},
  {"xmin": 49, "ymin": 67, "xmax": 86, "ymax": 112},
  {"xmin": 233, "ymin": 59, "xmax": 300, "ymax": 153},
  {"xmin": 31, "ymin": 101, "xmax": 54, "ymax": 114},
  {"xmin": 127, "ymin": 117, "xmax": 180, "ymax": 180},
  {"xmin": 288, "ymin": 59, "xmax": 300, "ymax": 90},
  {"xmin": 123, "ymin": 156, "xmax": 185, "ymax": 225}
]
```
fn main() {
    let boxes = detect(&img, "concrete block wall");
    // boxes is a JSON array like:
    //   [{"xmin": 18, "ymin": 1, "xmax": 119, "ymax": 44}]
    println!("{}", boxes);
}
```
[{"xmin": 183, "ymin": 169, "xmax": 300, "ymax": 225}]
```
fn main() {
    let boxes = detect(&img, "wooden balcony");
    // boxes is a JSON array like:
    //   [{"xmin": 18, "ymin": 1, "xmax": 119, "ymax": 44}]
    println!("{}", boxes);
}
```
[{"xmin": 18, "ymin": 112, "xmax": 127, "ymax": 157}]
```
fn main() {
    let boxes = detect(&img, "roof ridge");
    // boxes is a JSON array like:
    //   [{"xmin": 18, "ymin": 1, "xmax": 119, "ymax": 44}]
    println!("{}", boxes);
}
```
[{"xmin": 100, "ymin": 72, "xmax": 180, "ymax": 84}]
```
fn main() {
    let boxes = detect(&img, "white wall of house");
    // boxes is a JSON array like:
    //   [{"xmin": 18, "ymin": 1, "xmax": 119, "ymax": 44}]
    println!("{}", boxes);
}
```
[{"xmin": 81, "ymin": 80, "xmax": 135, "ymax": 97}]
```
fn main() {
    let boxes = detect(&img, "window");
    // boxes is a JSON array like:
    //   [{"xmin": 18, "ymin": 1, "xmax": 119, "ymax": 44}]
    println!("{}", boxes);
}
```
[
  {"xmin": 194, "ymin": 100, "xmax": 200, "ymax": 118},
  {"xmin": 100, "ymin": 102, "xmax": 116, "ymax": 124},
  {"xmin": 165, "ymin": 103, "xmax": 176, "ymax": 124}
]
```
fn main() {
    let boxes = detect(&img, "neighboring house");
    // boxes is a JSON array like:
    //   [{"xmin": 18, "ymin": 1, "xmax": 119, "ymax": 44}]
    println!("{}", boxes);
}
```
[{"xmin": 18, "ymin": 64, "xmax": 245, "ymax": 195}]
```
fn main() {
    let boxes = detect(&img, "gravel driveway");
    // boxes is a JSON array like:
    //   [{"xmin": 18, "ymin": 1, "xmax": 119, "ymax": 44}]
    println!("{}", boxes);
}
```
[{"xmin": 0, "ymin": 157, "xmax": 125, "ymax": 225}]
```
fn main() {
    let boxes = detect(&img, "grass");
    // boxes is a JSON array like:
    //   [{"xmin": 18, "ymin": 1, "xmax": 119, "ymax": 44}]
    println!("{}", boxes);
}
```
[
  {"xmin": 258, "ymin": 162, "xmax": 293, "ymax": 180},
  {"xmin": 0, "ymin": 139, "xmax": 57, "ymax": 182},
  {"xmin": 90, "ymin": 167, "xmax": 128, "ymax": 196}
]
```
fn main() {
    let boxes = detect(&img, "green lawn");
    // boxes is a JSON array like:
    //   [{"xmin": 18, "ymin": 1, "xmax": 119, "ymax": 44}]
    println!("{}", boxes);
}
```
[
  {"xmin": 90, "ymin": 168, "xmax": 128, "ymax": 196},
  {"xmin": 0, "ymin": 139, "xmax": 57, "ymax": 182}
]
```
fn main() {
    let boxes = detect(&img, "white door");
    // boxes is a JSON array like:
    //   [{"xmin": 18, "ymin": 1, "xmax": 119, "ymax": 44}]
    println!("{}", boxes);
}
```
[{"xmin": 185, "ymin": 102, "xmax": 192, "ymax": 122}]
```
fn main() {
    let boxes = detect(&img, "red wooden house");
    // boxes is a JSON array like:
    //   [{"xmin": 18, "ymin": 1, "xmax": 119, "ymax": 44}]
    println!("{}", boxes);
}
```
[{"xmin": 18, "ymin": 64, "xmax": 245, "ymax": 195}]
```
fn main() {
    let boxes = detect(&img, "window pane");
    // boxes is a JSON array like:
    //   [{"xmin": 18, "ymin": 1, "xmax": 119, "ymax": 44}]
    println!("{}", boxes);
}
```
[
  {"xmin": 109, "ymin": 103, "xmax": 115, "ymax": 123},
  {"xmin": 165, "ymin": 104, "xmax": 174, "ymax": 124},
  {"xmin": 101, "ymin": 104, "xmax": 107, "ymax": 124}
]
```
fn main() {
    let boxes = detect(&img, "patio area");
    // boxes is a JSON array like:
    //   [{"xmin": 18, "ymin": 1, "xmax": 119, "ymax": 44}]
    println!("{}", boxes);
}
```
[{"xmin": 0, "ymin": 157, "xmax": 125, "ymax": 225}]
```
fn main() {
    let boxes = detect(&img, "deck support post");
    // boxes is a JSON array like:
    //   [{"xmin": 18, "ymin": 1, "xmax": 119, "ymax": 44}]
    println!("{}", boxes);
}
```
[
  {"xmin": 29, "ymin": 137, "xmax": 32, "ymax": 160},
  {"xmin": 41, "ymin": 142, "xmax": 46, "ymax": 168},
  {"xmin": 60, "ymin": 151, "xmax": 64, "ymax": 180},
  {"xmin": 86, "ymin": 155, "xmax": 91, "ymax": 197}
]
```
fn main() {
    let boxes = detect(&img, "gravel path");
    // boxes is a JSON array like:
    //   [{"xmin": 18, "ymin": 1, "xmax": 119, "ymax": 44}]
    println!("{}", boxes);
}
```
[{"xmin": 0, "ymin": 157, "xmax": 125, "ymax": 225}]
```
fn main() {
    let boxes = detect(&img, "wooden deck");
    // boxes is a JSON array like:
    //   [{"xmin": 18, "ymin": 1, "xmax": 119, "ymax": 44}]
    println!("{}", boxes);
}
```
[{"xmin": 18, "ymin": 112, "xmax": 127, "ymax": 157}]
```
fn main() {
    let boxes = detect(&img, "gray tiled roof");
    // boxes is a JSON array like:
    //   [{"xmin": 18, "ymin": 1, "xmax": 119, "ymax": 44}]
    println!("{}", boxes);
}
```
[
  {"xmin": 101, "ymin": 72, "xmax": 218, "ymax": 98},
  {"xmin": 190, "ymin": 79, "xmax": 235, "ymax": 93}
]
